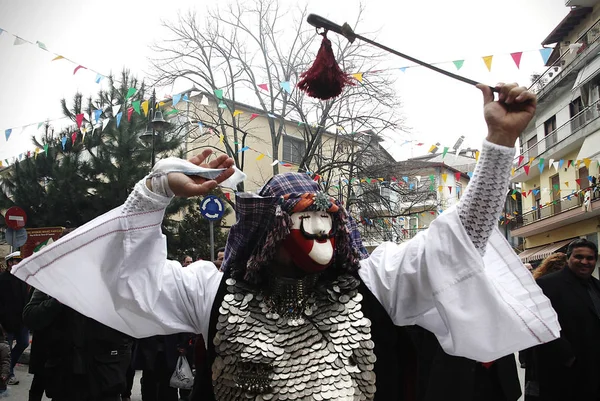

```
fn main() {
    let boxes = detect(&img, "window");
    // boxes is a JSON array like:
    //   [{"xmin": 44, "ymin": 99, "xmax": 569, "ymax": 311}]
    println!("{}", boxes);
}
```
[
  {"xmin": 544, "ymin": 116, "xmax": 557, "ymax": 148},
  {"xmin": 570, "ymin": 97, "xmax": 585, "ymax": 131},
  {"xmin": 527, "ymin": 137, "xmax": 538, "ymax": 158},
  {"xmin": 282, "ymin": 136, "xmax": 306, "ymax": 165}
]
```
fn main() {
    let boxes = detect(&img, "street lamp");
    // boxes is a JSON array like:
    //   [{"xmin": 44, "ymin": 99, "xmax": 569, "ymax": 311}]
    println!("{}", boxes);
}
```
[{"xmin": 139, "ymin": 88, "xmax": 169, "ymax": 166}]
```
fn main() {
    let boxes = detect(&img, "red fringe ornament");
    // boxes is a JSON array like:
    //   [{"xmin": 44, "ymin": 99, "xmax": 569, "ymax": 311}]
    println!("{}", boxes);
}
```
[{"xmin": 297, "ymin": 31, "xmax": 354, "ymax": 100}]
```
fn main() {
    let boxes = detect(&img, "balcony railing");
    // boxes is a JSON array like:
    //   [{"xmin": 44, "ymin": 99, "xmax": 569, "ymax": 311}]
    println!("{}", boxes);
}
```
[
  {"xmin": 510, "ymin": 186, "xmax": 600, "ymax": 229},
  {"xmin": 531, "ymin": 18, "xmax": 600, "ymax": 95},
  {"xmin": 516, "ymin": 99, "xmax": 600, "ymax": 170}
]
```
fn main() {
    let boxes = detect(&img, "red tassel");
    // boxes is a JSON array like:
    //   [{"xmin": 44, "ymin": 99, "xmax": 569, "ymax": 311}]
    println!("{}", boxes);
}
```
[{"xmin": 297, "ymin": 32, "xmax": 354, "ymax": 100}]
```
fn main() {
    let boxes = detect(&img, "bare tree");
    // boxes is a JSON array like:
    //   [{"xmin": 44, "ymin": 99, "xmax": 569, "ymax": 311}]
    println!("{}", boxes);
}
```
[{"xmin": 149, "ymin": 0, "xmax": 404, "ymax": 185}]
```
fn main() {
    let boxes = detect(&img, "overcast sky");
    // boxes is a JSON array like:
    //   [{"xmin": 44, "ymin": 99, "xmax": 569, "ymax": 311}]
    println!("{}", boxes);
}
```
[{"xmin": 0, "ymin": 0, "xmax": 569, "ymax": 163}]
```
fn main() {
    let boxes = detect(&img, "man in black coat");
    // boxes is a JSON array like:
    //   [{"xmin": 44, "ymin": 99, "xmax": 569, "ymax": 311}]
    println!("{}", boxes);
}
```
[
  {"xmin": 527, "ymin": 239, "xmax": 600, "ymax": 400},
  {"xmin": 23, "ymin": 289, "xmax": 133, "ymax": 401}
]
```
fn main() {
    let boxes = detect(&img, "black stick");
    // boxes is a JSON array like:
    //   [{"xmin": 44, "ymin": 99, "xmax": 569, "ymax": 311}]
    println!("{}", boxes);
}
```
[{"xmin": 307, "ymin": 14, "xmax": 498, "ymax": 93}]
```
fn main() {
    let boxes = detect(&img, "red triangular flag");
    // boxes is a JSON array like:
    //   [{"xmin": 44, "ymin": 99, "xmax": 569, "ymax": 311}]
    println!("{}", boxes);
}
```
[
  {"xmin": 258, "ymin": 83, "xmax": 268, "ymax": 91},
  {"xmin": 522, "ymin": 191, "xmax": 527, "ymax": 198},
  {"xmin": 224, "ymin": 193, "xmax": 231, "ymax": 200},
  {"xmin": 576, "ymin": 178, "xmax": 581, "ymax": 186},
  {"xmin": 71, "ymin": 132, "xmax": 77, "ymax": 145},
  {"xmin": 250, "ymin": 113, "xmax": 259, "ymax": 120},
  {"xmin": 76, "ymin": 113, "xmax": 84, "ymax": 128},
  {"xmin": 518, "ymin": 155, "xmax": 524, "ymax": 165},
  {"xmin": 527, "ymin": 189, "xmax": 532, "ymax": 196},
  {"xmin": 73, "ymin": 65, "xmax": 87, "ymax": 75},
  {"xmin": 568, "ymin": 160, "xmax": 573, "ymax": 168},
  {"xmin": 448, "ymin": 186, "xmax": 452, "ymax": 194},
  {"xmin": 454, "ymin": 172, "xmax": 461, "ymax": 181},
  {"xmin": 313, "ymin": 174, "xmax": 321, "ymax": 182},
  {"xmin": 524, "ymin": 165, "xmax": 530, "ymax": 175},
  {"xmin": 127, "ymin": 107, "xmax": 134, "ymax": 122},
  {"xmin": 510, "ymin": 52, "xmax": 523, "ymax": 69}
]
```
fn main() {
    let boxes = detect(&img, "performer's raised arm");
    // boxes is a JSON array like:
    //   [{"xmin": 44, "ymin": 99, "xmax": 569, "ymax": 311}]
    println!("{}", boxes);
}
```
[{"xmin": 358, "ymin": 83, "xmax": 560, "ymax": 361}]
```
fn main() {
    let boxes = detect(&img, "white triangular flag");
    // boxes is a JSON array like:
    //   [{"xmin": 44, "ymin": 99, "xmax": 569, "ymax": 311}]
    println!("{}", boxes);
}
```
[
  {"xmin": 553, "ymin": 161, "xmax": 559, "ymax": 172},
  {"xmin": 548, "ymin": 159, "xmax": 554, "ymax": 170},
  {"xmin": 112, "ymin": 105, "xmax": 121, "ymax": 117},
  {"xmin": 271, "ymin": 159, "xmax": 279, "ymax": 166},
  {"xmin": 200, "ymin": 95, "xmax": 209, "ymax": 106},
  {"xmin": 415, "ymin": 175, "xmax": 421, "ymax": 183},
  {"xmin": 102, "ymin": 118, "xmax": 110, "ymax": 130},
  {"xmin": 455, "ymin": 146, "xmax": 462, "ymax": 156}
]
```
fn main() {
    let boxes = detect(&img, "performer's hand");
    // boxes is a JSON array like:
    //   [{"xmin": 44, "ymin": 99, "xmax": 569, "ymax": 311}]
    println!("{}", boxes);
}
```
[
  {"xmin": 477, "ymin": 83, "xmax": 537, "ymax": 148},
  {"xmin": 167, "ymin": 149, "xmax": 236, "ymax": 198}
]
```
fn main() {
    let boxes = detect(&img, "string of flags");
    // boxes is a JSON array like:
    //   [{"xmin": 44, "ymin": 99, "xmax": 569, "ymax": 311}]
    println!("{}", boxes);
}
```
[{"xmin": 511, "ymin": 156, "xmax": 600, "ymax": 177}]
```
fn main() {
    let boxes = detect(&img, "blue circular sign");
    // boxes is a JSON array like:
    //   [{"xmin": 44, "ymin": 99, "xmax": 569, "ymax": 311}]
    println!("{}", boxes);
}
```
[{"xmin": 200, "ymin": 195, "xmax": 225, "ymax": 221}]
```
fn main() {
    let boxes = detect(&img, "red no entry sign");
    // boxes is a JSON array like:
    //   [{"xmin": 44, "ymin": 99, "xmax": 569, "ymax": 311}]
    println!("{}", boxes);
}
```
[{"xmin": 5, "ymin": 206, "xmax": 27, "ymax": 229}]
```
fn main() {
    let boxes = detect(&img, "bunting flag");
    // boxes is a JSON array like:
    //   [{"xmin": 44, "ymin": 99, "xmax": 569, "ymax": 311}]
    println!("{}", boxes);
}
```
[
  {"xmin": 238, "ymin": 146, "xmax": 250, "ymax": 153},
  {"xmin": 448, "ymin": 186, "xmax": 452, "ymax": 194},
  {"xmin": 13, "ymin": 37, "xmax": 26, "ymax": 45},
  {"xmin": 352, "ymin": 73, "xmax": 364, "ymax": 82},
  {"xmin": 127, "ymin": 107, "xmax": 134, "ymax": 121},
  {"xmin": 61, "ymin": 137, "xmax": 67, "ymax": 150},
  {"xmin": 132, "ymin": 101, "xmax": 140, "ymax": 114},
  {"xmin": 271, "ymin": 160, "xmax": 279, "ymax": 166},
  {"xmin": 95, "ymin": 74, "xmax": 104, "ymax": 84},
  {"xmin": 36, "ymin": 41, "xmax": 47, "ymax": 50},
  {"xmin": 214, "ymin": 89, "xmax": 223, "ymax": 99},
  {"xmin": 400, "ymin": 67, "xmax": 407, "ymax": 73},
  {"xmin": 524, "ymin": 165, "xmax": 530, "ymax": 175},
  {"xmin": 102, "ymin": 118, "xmax": 110, "ymax": 130},
  {"xmin": 183, "ymin": 94, "xmax": 189, "ymax": 102},
  {"xmin": 5, "ymin": 129, "xmax": 12, "ymax": 141},
  {"xmin": 71, "ymin": 132, "xmax": 77, "ymax": 145},
  {"xmin": 201, "ymin": 95, "xmax": 209, "ymax": 106},
  {"xmin": 73, "ymin": 65, "xmax": 86, "ymax": 75},
  {"xmin": 126, "ymin": 88, "xmax": 137, "ymax": 100},
  {"xmin": 540, "ymin": 48, "xmax": 552, "ymax": 64},
  {"xmin": 233, "ymin": 110, "xmax": 244, "ymax": 117},
  {"xmin": 141, "ymin": 100, "xmax": 149, "ymax": 116},
  {"xmin": 218, "ymin": 101, "xmax": 227, "ymax": 109},
  {"xmin": 584, "ymin": 158, "xmax": 592, "ymax": 169},
  {"xmin": 93, "ymin": 109, "xmax": 102, "ymax": 122},
  {"xmin": 441, "ymin": 173, "xmax": 447, "ymax": 183},
  {"xmin": 559, "ymin": 159, "xmax": 565, "ymax": 169},
  {"xmin": 256, "ymin": 154, "xmax": 265, "ymax": 161},
  {"xmin": 454, "ymin": 172, "xmax": 461, "ymax": 181},
  {"xmin": 538, "ymin": 158, "xmax": 545, "ymax": 173},
  {"xmin": 116, "ymin": 112, "xmax": 122, "ymax": 128},
  {"xmin": 518, "ymin": 155, "xmax": 524, "ymax": 166},
  {"xmin": 220, "ymin": 134, "xmax": 224, "ymax": 144},
  {"xmin": 482, "ymin": 55, "xmax": 493, "ymax": 72},
  {"xmin": 510, "ymin": 52, "xmax": 523, "ymax": 69},
  {"xmin": 172, "ymin": 93, "xmax": 182, "ymax": 106},
  {"xmin": 576, "ymin": 178, "xmax": 581, "ymax": 187},
  {"xmin": 76, "ymin": 113, "xmax": 84, "ymax": 128},
  {"xmin": 428, "ymin": 145, "xmax": 437, "ymax": 153},
  {"xmin": 280, "ymin": 81, "xmax": 292, "ymax": 93},
  {"xmin": 475, "ymin": 151, "xmax": 480, "ymax": 162},
  {"xmin": 453, "ymin": 60, "xmax": 464, "ymax": 70},
  {"xmin": 442, "ymin": 147, "xmax": 449, "ymax": 158},
  {"xmin": 112, "ymin": 105, "xmax": 121, "ymax": 117},
  {"xmin": 258, "ymin": 84, "xmax": 269, "ymax": 91}
]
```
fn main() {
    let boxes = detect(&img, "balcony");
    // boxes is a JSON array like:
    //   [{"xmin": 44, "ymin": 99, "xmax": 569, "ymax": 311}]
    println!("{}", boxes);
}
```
[
  {"xmin": 510, "ymin": 186, "xmax": 600, "ymax": 237},
  {"xmin": 512, "ymin": 99, "xmax": 600, "ymax": 182}
]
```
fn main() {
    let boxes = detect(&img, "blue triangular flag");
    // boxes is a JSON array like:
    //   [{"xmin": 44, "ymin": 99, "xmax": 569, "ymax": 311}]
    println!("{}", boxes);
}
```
[
  {"xmin": 183, "ymin": 93, "xmax": 189, "ymax": 102},
  {"xmin": 61, "ymin": 136, "xmax": 67, "ymax": 149},
  {"xmin": 198, "ymin": 121, "xmax": 203, "ymax": 129},
  {"xmin": 467, "ymin": 172, "xmax": 474, "ymax": 178},
  {"xmin": 533, "ymin": 189, "xmax": 540, "ymax": 196},
  {"xmin": 116, "ymin": 112, "xmax": 123, "ymax": 128},
  {"xmin": 539, "ymin": 48, "xmax": 552, "ymax": 65},
  {"xmin": 172, "ymin": 94, "xmax": 182, "ymax": 106},
  {"xmin": 558, "ymin": 159, "xmax": 565, "ymax": 169},
  {"xmin": 95, "ymin": 74, "xmax": 104, "ymax": 84},
  {"xmin": 400, "ymin": 67, "xmax": 407, "ymax": 73},
  {"xmin": 94, "ymin": 109, "xmax": 102, "ymax": 123},
  {"xmin": 5, "ymin": 129, "xmax": 12, "ymax": 141},
  {"xmin": 280, "ymin": 81, "xmax": 291, "ymax": 94},
  {"xmin": 238, "ymin": 146, "xmax": 250, "ymax": 153},
  {"xmin": 409, "ymin": 183, "xmax": 414, "ymax": 190},
  {"xmin": 402, "ymin": 176, "xmax": 409, "ymax": 182},
  {"xmin": 538, "ymin": 161, "xmax": 545, "ymax": 174}
]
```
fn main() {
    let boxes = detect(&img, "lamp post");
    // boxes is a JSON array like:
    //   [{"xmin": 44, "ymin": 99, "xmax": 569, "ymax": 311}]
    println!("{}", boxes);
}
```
[{"xmin": 139, "ymin": 88, "xmax": 169, "ymax": 166}]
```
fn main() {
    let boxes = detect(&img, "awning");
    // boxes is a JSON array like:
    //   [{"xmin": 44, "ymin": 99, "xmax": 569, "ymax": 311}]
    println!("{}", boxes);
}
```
[
  {"xmin": 519, "ymin": 239, "xmax": 575, "ymax": 263},
  {"xmin": 576, "ymin": 129, "xmax": 600, "ymax": 160},
  {"xmin": 572, "ymin": 56, "xmax": 600, "ymax": 90}
]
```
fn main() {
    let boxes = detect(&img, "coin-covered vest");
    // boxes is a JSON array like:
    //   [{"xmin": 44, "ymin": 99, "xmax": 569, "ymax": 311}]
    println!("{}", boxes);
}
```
[{"xmin": 193, "ymin": 272, "xmax": 411, "ymax": 401}]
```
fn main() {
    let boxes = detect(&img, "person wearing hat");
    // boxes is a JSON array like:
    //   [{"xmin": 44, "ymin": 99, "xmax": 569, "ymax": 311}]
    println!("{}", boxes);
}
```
[
  {"xmin": 11, "ymin": 83, "xmax": 560, "ymax": 400},
  {"xmin": 0, "ymin": 251, "xmax": 29, "ymax": 385}
]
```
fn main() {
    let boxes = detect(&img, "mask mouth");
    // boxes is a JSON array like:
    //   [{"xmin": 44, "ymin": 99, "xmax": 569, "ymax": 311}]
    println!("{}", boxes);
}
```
[{"xmin": 299, "ymin": 219, "xmax": 336, "ymax": 241}]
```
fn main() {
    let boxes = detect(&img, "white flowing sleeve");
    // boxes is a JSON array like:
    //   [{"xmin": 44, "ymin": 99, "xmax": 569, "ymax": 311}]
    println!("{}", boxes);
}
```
[
  {"xmin": 10, "ymin": 177, "xmax": 223, "ymax": 340},
  {"xmin": 358, "ymin": 141, "xmax": 561, "ymax": 362}
]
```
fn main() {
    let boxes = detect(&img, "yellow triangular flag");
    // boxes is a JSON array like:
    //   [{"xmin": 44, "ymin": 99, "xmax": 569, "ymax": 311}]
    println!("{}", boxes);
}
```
[
  {"xmin": 158, "ymin": 101, "xmax": 165, "ymax": 107},
  {"xmin": 483, "ymin": 55, "xmax": 493, "ymax": 72},
  {"xmin": 141, "ymin": 100, "xmax": 149, "ymax": 116},
  {"xmin": 565, "ymin": 181, "xmax": 569, "ymax": 187},
  {"xmin": 441, "ymin": 173, "xmax": 448, "ymax": 182},
  {"xmin": 233, "ymin": 110, "xmax": 243, "ymax": 117},
  {"xmin": 511, "ymin": 194, "xmax": 517, "ymax": 201},
  {"xmin": 220, "ymin": 134, "xmax": 224, "ymax": 143},
  {"xmin": 52, "ymin": 55, "xmax": 64, "ymax": 61},
  {"xmin": 352, "ymin": 73, "xmax": 363, "ymax": 82},
  {"xmin": 256, "ymin": 154, "xmax": 265, "ymax": 161},
  {"xmin": 584, "ymin": 158, "xmax": 591, "ymax": 169},
  {"xmin": 576, "ymin": 160, "xmax": 581, "ymax": 168},
  {"xmin": 511, "ymin": 167, "xmax": 515, "ymax": 176},
  {"xmin": 438, "ymin": 185, "xmax": 443, "ymax": 192},
  {"xmin": 529, "ymin": 157, "xmax": 535, "ymax": 166},
  {"xmin": 475, "ymin": 151, "xmax": 480, "ymax": 162}
]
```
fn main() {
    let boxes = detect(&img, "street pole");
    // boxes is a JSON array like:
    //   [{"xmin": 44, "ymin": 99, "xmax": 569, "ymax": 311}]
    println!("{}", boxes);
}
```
[
  {"xmin": 151, "ymin": 89, "xmax": 156, "ymax": 167},
  {"xmin": 209, "ymin": 221, "xmax": 215, "ymax": 262}
]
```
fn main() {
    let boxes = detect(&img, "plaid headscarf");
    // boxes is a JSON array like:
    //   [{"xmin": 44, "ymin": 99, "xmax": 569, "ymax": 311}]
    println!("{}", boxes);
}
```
[{"xmin": 221, "ymin": 173, "xmax": 364, "ymax": 284}]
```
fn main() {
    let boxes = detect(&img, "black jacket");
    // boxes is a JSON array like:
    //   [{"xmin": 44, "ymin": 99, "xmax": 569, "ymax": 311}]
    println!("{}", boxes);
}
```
[
  {"xmin": 0, "ymin": 270, "xmax": 29, "ymax": 333},
  {"xmin": 23, "ymin": 289, "xmax": 133, "ymax": 400},
  {"xmin": 408, "ymin": 325, "xmax": 521, "ymax": 401},
  {"xmin": 528, "ymin": 268, "xmax": 600, "ymax": 400}
]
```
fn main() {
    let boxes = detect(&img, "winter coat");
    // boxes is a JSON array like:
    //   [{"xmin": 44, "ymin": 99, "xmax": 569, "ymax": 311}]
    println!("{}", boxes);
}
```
[
  {"xmin": 23, "ymin": 289, "xmax": 133, "ymax": 400},
  {"xmin": 0, "ymin": 339, "xmax": 9, "ymax": 391},
  {"xmin": 0, "ymin": 270, "xmax": 29, "ymax": 333}
]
